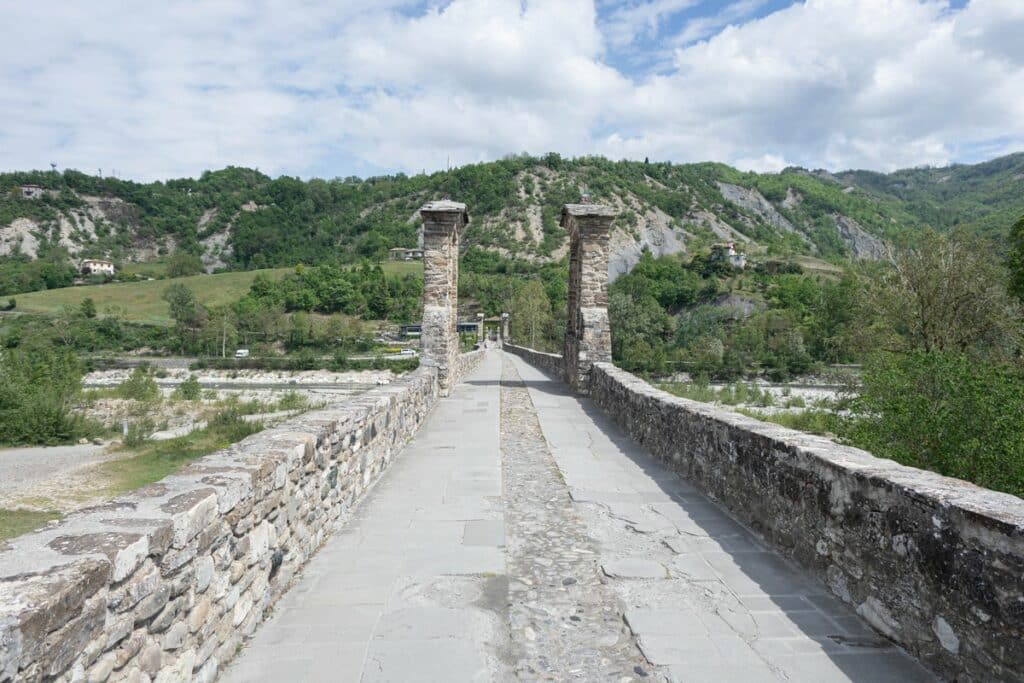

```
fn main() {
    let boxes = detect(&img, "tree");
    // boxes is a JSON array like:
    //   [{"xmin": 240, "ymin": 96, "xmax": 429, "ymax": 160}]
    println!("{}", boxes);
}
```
[
  {"xmin": 850, "ymin": 351, "xmax": 1024, "ymax": 498},
  {"xmin": 201, "ymin": 306, "xmax": 237, "ymax": 357},
  {"xmin": 872, "ymin": 229, "xmax": 1021, "ymax": 358},
  {"xmin": 163, "ymin": 283, "xmax": 206, "ymax": 352},
  {"xmin": 609, "ymin": 289, "xmax": 673, "ymax": 373},
  {"xmin": 166, "ymin": 252, "xmax": 204, "ymax": 278},
  {"xmin": 0, "ymin": 342, "xmax": 93, "ymax": 445},
  {"xmin": 1009, "ymin": 214, "xmax": 1024, "ymax": 304},
  {"xmin": 80, "ymin": 297, "xmax": 97, "ymax": 319},
  {"xmin": 510, "ymin": 280, "xmax": 553, "ymax": 350}
]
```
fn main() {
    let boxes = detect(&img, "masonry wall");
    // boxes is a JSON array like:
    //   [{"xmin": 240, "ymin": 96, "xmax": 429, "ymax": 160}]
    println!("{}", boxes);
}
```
[
  {"xmin": 587, "ymin": 362, "xmax": 1024, "ymax": 682},
  {"xmin": 503, "ymin": 345, "xmax": 1024, "ymax": 681},
  {"xmin": 0, "ymin": 360, "xmax": 479, "ymax": 683},
  {"xmin": 503, "ymin": 344, "xmax": 564, "ymax": 381},
  {"xmin": 453, "ymin": 347, "xmax": 486, "ymax": 383}
]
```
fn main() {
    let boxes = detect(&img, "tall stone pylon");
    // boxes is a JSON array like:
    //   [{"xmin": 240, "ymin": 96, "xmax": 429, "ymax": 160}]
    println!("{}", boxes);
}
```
[
  {"xmin": 562, "ymin": 203, "xmax": 614, "ymax": 394},
  {"xmin": 420, "ymin": 200, "xmax": 468, "ymax": 396}
]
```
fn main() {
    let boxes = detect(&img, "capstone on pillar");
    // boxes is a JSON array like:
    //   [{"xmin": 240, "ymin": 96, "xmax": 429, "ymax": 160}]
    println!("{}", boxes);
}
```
[
  {"xmin": 562, "ymin": 203, "xmax": 614, "ymax": 394},
  {"xmin": 420, "ymin": 200, "xmax": 468, "ymax": 396}
]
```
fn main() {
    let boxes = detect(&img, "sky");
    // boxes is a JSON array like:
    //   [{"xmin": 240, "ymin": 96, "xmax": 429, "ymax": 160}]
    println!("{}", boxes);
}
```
[{"xmin": 1, "ymin": 0, "xmax": 1022, "ymax": 182}]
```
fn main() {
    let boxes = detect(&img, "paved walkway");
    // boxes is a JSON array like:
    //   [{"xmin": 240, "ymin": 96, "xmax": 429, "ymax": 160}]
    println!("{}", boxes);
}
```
[{"xmin": 224, "ymin": 351, "xmax": 935, "ymax": 682}]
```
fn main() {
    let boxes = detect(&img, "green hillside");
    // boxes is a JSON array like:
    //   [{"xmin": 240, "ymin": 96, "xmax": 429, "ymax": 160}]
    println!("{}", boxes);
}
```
[
  {"xmin": 11, "ymin": 268, "xmax": 293, "ymax": 324},
  {"xmin": 2, "ymin": 153, "xmax": 1022, "ymax": 292},
  {"xmin": 8, "ymin": 260, "xmax": 422, "ymax": 325}
]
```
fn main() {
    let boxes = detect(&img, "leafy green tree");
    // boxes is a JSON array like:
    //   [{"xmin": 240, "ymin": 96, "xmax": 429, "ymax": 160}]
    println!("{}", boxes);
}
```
[
  {"xmin": 510, "ymin": 280, "xmax": 553, "ymax": 350},
  {"xmin": 609, "ymin": 289, "xmax": 673, "ymax": 373},
  {"xmin": 80, "ymin": 297, "xmax": 97, "ymax": 319},
  {"xmin": 1009, "ymin": 214, "xmax": 1024, "ymax": 304},
  {"xmin": 163, "ymin": 283, "xmax": 206, "ymax": 352},
  {"xmin": 0, "ymin": 342, "xmax": 94, "ymax": 445},
  {"xmin": 166, "ymin": 252, "xmax": 204, "ymax": 278},
  {"xmin": 849, "ymin": 351, "xmax": 1024, "ymax": 498},
  {"xmin": 872, "ymin": 229, "xmax": 1020, "ymax": 357}
]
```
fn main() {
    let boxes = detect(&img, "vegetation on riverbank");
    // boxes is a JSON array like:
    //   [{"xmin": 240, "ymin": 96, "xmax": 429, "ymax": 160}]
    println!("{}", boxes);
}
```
[
  {"xmin": 0, "ymin": 509, "xmax": 62, "ymax": 542},
  {"xmin": 98, "ymin": 410, "xmax": 264, "ymax": 494},
  {"xmin": 0, "ymin": 342, "xmax": 102, "ymax": 445},
  {"xmin": 651, "ymin": 223, "xmax": 1024, "ymax": 499}
]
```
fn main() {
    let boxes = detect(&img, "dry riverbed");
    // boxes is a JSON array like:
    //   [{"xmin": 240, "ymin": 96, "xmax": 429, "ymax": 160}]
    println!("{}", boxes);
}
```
[{"xmin": 0, "ymin": 367, "xmax": 396, "ymax": 540}]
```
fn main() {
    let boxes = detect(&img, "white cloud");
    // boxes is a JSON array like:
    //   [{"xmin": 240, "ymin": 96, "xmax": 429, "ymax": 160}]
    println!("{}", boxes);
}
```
[
  {"xmin": 609, "ymin": 0, "xmax": 1024, "ymax": 170},
  {"xmin": 670, "ymin": 0, "xmax": 769, "ymax": 46},
  {"xmin": 0, "ymin": 0, "xmax": 1022, "ymax": 181},
  {"xmin": 602, "ymin": 0, "xmax": 700, "ymax": 48}
]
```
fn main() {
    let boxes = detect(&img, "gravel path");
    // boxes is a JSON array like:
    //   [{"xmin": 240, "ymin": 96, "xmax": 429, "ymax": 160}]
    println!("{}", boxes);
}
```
[
  {"xmin": 0, "ymin": 444, "xmax": 108, "ymax": 498},
  {"xmin": 500, "ymin": 357, "xmax": 657, "ymax": 681}
]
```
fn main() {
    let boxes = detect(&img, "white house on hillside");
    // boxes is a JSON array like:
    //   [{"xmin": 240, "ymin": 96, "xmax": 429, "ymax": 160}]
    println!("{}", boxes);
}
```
[{"xmin": 81, "ymin": 259, "xmax": 115, "ymax": 276}]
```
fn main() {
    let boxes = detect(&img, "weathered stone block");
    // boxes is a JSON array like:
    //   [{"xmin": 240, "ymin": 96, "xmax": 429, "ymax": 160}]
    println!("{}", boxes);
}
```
[
  {"xmin": 160, "ymin": 490, "xmax": 219, "ymax": 550},
  {"xmin": 132, "ymin": 585, "xmax": 170, "ymax": 626}
]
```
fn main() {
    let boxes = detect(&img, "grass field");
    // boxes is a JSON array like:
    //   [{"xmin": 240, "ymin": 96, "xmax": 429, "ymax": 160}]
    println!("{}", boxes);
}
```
[
  {"xmin": 9, "ymin": 260, "xmax": 423, "ymax": 325},
  {"xmin": 12, "ymin": 268, "xmax": 292, "ymax": 324},
  {"xmin": 795, "ymin": 255, "xmax": 845, "ymax": 277},
  {"xmin": 0, "ymin": 508, "xmax": 61, "ymax": 541},
  {"xmin": 97, "ymin": 414, "xmax": 264, "ymax": 494}
]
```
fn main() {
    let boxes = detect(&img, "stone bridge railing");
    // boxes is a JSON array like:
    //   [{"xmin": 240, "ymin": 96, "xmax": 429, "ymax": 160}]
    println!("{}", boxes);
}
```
[
  {"xmin": 502, "ymin": 344, "xmax": 563, "ymax": 380},
  {"xmin": 0, "ymin": 351, "xmax": 484, "ymax": 683},
  {"xmin": 506, "ymin": 344, "xmax": 1024, "ymax": 681}
]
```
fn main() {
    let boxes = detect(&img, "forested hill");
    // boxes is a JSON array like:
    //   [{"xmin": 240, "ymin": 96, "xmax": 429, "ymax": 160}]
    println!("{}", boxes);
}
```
[{"xmin": 2, "ymin": 152, "xmax": 1023, "ymax": 277}]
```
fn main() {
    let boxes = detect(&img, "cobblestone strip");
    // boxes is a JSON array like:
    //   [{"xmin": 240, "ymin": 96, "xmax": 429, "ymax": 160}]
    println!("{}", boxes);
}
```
[{"xmin": 500, "ymin": 358, "xmax": 660, "ymax": 682}]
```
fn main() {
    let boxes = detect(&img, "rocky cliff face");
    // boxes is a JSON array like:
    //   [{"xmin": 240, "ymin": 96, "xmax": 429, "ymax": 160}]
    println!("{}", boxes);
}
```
[
  {"xmin": 0, "ymin": 195, "xmax": 168, "ymax": 262},
  {"xmin": 833, "ymin": 214, "xmax": 887, "ymax": 259}
]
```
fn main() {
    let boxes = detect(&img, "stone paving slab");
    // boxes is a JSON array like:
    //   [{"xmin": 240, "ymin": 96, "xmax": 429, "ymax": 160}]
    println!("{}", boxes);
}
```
[
  {"xmin": 222, "ymin": 352, "xmax": 510, "ymax": 682},
  {"xmin": 508, "ymin": 352, "xmax": 937, "ymax": 683},
  {"xmin": 223, "ymin": 351, "xmax": 937, "ymax": 682}
]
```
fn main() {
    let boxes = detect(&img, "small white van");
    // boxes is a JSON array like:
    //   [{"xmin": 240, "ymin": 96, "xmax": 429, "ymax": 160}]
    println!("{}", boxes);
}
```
[{"xmin": 234, "ymin": 349, "xmax": 250, "ymax": 358}]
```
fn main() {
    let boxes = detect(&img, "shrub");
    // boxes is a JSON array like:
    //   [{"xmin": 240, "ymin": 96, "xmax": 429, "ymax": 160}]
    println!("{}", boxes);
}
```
[
  {"xmin": 742, "ymin": 408, "xmax": 844, "ymax": 437},
  {"xmin": 80, "ymin": 297, "xmax": 97, "ymax": 319},
  {"xmin": 123, "ymin": 418, "xmax": 155, "ymax": 447},
  {"xmin": 0, "ymin": 343, "xmax": 99, "ymax": 445},
  {"xmin": 275, "ymin": 391, "xmax": 307, "ymax": 411},
  {"xmin": 116, "ymin": 366, "xmax": 161, "ymax": 401},
  {"xmin": 848, "ymin": 351, "xmax": 1024, "ymax": 498},
  {"xmin": 172, "ymin": 374, "xmax": 202, "ymax": 401}
]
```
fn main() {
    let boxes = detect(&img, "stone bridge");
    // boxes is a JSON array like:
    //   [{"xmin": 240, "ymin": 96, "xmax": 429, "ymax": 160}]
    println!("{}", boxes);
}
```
[{"xmin": 1, "ymin": 202, "xmax": 1021, "ymax": 683}]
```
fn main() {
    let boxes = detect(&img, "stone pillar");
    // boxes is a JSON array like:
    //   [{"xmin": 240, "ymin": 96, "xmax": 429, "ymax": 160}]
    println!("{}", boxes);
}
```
[
  {"xmin": 501, "ymin": 313, "xmax": 510, "ymax": 344},
  {"xmin": 420, "ymin": 200, "xmax": 468, "ymax": 396},
  {"xmin": 562, "ymin": 203, "xmax": 614, "ymax": 394},
  {"xmin": 477, "ymin": 313, "xmax": 485, "ymax": 344}
]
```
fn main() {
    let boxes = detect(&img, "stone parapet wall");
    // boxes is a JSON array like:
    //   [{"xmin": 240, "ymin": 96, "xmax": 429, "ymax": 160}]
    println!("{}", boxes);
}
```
[
  {"xmin": 0, "ymin": 367, "xmax": 441, "ymax": 683},
  {"xmin": 588, "ymin": 362, "xmax": 1024, "ymax": 682},
  {"xmin": 503, "ymin": 344, "xmax": 564, "ymax": 381},
  {"xmin": 453, "ymin": 348, "xmax": 486, "ymax": 385}
]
